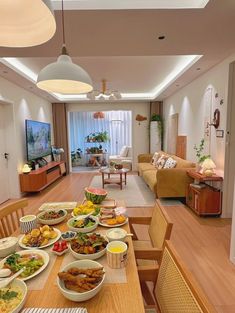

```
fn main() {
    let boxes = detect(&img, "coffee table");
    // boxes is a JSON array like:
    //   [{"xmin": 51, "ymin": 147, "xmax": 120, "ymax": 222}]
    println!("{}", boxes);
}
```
[{"xmin": 100, "ymin": 168, "xmax": 130, "ymax": 190}]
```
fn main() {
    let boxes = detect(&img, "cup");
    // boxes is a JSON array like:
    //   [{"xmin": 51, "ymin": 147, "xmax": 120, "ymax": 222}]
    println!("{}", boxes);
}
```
[
  {"xmin": 20, "ymin": 215, "xmax": 37, "ymax": 234},
  {"xmin": 106, "ymin": 241, "xmax": 128, "ymax": 269}
]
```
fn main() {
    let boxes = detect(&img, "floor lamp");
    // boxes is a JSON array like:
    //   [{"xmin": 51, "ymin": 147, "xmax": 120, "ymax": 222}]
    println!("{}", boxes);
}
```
[{"xmin": 111, "ymin": 119, "xmax": 123, "ymax": 155}]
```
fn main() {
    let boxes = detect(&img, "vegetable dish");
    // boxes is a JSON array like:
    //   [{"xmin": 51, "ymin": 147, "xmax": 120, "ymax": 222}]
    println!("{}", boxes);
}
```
[{"xmin": 70, "ymin": 233, "xmax": 108, "ymax": 255}]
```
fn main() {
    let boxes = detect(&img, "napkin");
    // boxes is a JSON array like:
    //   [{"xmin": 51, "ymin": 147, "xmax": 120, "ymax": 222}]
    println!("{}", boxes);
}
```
[{"xmin": 22, "ymin": 309, "xmax": 88, "ymax": 313}]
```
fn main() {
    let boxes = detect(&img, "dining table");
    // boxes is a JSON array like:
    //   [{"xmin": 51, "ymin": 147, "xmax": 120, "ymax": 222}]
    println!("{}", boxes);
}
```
[{"xmin": 9, "ymin": 202, "xmax": 145, "ymax": 313}]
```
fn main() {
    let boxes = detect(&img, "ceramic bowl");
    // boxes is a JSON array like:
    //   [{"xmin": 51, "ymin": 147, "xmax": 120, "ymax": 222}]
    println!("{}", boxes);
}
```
[
  {"xmin": 37, "ymin": 209, "xmax": 67, "ymax": 225},
  {"xmin": 4, "ymin": 278, "xmax": 28, "ymax": 313},
  {"xmin": 57, "ymin": 259, "xmax": 105, "ymax": 302},
  {"xmin": 106, "ymin": 228, "xmax": 127, "ymax": 242},
  {"xmin": 0, "ymin": 237, "xmax": 18, "ymax": 258},
  {"xmin": 67, "ymin": 216, "xmax": 98, "ymax": 233},
  {"xmin": 61, "ymin": 231, "xmax": 77, "ymax": 241}
]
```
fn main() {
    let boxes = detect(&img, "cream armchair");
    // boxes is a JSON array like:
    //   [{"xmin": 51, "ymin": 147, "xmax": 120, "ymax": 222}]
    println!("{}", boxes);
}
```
[{"xmin": 109, "ymin": 145, "xmax": 132, "ymax": 169}]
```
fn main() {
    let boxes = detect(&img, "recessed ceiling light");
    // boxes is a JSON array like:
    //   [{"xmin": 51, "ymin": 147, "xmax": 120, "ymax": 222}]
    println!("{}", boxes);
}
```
[{"xmin": 158, "ymin": 35, "xmax": 165, "ymax": 40}]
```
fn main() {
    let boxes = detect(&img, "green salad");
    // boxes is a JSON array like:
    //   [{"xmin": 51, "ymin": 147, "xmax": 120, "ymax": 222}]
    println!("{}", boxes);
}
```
[
  {"xmin": 4, "ymin": 253, "xmax": 44, "ymax": 278},
  {"xmin": 71, "ymin": 216, "xmax": 96, "ymax": 228}
]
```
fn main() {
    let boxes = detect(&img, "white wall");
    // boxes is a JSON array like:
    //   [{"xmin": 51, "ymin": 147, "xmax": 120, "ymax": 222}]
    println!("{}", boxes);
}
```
[
  {"xmin": 0, "ymin": 76, "xmax": 52, "ymax": 198},
  {"xmin": 163, "ymin": 54, "xmax": 235, "ymax": 176},
  {"xmin": 67, "ymin": 102, "xmax": 150, "ymax": 170}
]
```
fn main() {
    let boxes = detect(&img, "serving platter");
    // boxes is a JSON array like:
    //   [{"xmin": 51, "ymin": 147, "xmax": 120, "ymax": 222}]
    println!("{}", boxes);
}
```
[
  {"xmin": 38, "ymin": 202, "xmax": 77, "ymax": 212},
  {"xmin": 0, "ymin": 249, "xmax": 49, "ymax": 281},
  {"xmin": 98, "ymin": 217, "xmax": 128, "ymax": 228},
  {"xmin": 18, "ymin": 228, "xmax": 61, "ymax": 249}
]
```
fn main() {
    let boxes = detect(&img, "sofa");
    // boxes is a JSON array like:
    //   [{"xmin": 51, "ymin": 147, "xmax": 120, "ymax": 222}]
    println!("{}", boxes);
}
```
[{"xmin": 138, "ymin": 151, "xmax": 195, "ymax": 198}]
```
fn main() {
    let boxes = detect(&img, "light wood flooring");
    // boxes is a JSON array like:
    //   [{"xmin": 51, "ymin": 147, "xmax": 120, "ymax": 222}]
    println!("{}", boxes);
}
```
[{"xmin": 1, "ymin": 172, "xmax": 235, "ymax": 313}]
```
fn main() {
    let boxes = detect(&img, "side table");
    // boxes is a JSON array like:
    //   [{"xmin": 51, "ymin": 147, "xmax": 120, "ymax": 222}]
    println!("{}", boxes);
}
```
[{"xmin": 186, "ymin": 170, "xmax": 223, "ymax": 216}]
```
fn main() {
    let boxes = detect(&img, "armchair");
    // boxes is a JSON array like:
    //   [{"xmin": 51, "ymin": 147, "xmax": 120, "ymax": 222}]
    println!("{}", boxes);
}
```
[{"xmin": 109, "ymin": 145, "xmax": 132, "ymax": 169}]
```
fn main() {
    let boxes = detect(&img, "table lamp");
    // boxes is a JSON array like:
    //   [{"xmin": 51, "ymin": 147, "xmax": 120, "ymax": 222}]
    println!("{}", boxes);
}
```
[
  {"xmin": 22, "ymin": 164, "xmax": 31, "ymax": 174},
  {"xmin": 200, "ymin": 158, "xmax": 216, "ymax": 176}
]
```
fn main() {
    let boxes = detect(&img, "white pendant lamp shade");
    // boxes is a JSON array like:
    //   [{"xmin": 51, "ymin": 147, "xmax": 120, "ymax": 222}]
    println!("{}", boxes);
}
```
[
  {"xmin": 0, "ymin": 0, "xmax": 56, "ymax": 47},
  {"xmin": 37, "ymin": 53, "xmax": 93, "ymax": 94}
]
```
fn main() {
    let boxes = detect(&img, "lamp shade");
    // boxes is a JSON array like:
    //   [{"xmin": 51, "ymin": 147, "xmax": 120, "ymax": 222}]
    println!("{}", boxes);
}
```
[
  {"xmin": 0, "ymin": 0, "xmax": 56, "ymax": 47},
  {"xmin": 201, "ymin": 158, "xmax": 216, "ymax": 170},
  {"xmin": 37, "ymin": 54, "xmax": 93, "ymax": 94},
  {"xmin": 22, "ymin": 164, "xmax": 31, "ymax": 174}
]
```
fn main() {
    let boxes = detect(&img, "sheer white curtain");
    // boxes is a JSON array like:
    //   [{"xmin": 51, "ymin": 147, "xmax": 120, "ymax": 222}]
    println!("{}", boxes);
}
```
[{"xmin": 69, "ymin": 111, "xmax": 132, "ymax": 156}]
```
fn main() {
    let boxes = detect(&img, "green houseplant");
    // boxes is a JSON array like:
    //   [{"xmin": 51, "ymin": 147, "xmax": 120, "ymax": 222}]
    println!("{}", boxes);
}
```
[{"xmin": 193, "ymin": 139, "xmax": 210, "ymax": 171}]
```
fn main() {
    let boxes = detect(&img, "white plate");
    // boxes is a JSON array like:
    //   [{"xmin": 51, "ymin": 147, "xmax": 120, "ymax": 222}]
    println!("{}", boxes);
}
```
[
  {"xmin": 0, "ymin": 249, "xmax": 49, "ymax": 281},
  {"xmin": 98, "ymin": 217, "xmax": 128, "ymax": 228},
  {"xmin": 18, "ymin": 228, "xmax": 61, "ymax": 249},
  {"xmin": 38, "ymin": 202, "xmax": 77, "ymax": 212}
]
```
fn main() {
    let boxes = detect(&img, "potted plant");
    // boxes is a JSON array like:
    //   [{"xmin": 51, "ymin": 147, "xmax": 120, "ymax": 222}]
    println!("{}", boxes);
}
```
[
  {"xmin": 150, "ymin": 114, "xmax": 163, "ymax": 152},
  {"xmin": 193, "ymin": 139, "xmax": 210, "ymax": 172}
]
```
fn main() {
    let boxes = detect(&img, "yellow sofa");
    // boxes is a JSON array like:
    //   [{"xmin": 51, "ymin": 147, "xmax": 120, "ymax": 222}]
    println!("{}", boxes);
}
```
[{"xmin": 137, "ymin": 152, "xmax": 195, "ymax": 198}]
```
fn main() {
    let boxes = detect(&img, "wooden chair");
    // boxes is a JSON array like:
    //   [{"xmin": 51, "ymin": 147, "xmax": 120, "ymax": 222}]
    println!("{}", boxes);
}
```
[
  {"xmin": 0, "ymin": 199, "xmax": 28, "ymax": 238},
  {"xmin": 138, "ymin": 241, "xmax": 217, "ymax": 313},
  {"xmin": 129, "ymin": 200, "xmax": 173, "ymax": 267}
]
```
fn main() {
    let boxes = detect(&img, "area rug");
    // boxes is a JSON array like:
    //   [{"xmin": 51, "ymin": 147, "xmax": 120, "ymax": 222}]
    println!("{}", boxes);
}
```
[{"xmin": 89, "ymin": 174, "xmax": 156, "ymax": 207}]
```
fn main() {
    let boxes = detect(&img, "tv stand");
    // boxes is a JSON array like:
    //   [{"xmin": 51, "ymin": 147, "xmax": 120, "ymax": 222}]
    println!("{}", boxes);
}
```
[{"xmin": 19, "ymin": 161, "xmax": 66, "ymax": 192}]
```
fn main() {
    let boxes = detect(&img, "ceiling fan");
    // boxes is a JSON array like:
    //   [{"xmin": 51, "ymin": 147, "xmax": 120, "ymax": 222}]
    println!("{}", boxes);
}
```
[{"xmin": 87, "ymin": 79, "xmax": 122, "ymax": 101}]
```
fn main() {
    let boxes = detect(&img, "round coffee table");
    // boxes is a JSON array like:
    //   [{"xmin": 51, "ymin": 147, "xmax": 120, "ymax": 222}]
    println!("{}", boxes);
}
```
[{"xmin": 100, "ymin": 168, "xmax": 130, "ymax": 190}]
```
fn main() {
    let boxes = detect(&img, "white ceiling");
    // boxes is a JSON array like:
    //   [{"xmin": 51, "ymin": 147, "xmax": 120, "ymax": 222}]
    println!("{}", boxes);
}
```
[
  {"xmin": 51, "ymin": 0, "xmax": 210, "ymax": 10},
  {"xmin": 0, "ymin": 0, "xmax": 235, "ymax": 103}
]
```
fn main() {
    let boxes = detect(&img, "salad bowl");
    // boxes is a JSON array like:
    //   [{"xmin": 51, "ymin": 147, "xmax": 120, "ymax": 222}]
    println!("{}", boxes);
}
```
[{"xmin": 67, "ymin": 216, "xmax": 98, "ymax": 233}]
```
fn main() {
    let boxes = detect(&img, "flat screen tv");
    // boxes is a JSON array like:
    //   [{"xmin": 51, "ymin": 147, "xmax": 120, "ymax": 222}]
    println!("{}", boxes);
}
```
[{"xmin": 26, "ymin": 120, "xmax": 51, "ymax": 161}]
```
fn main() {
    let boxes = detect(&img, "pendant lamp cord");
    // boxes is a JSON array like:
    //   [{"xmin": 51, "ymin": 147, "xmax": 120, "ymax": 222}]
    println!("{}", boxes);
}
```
[{"xmin": 61, "ymin": 0, "xmax": 68, "ymax": 55}]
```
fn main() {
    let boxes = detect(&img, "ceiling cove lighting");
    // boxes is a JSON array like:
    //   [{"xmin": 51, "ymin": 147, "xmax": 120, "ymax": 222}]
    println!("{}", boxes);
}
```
[
  {"xmin": 37, "ymin": 0, "xmax": 93, "ymax": 94},
  {"xmin": 0, "ymin": 0, "xmax": 56, "ymax": 48}
]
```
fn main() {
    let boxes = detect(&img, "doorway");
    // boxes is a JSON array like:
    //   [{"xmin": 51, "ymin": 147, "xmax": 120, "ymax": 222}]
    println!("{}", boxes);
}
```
[{"xmin": 0, "ymin": 103, "xmax": 10, "ymax": 204}]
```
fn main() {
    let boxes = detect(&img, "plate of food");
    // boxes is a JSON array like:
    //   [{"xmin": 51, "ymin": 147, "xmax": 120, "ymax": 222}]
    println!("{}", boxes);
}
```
[
  {"xmin": 37, "ymin": 209, "xmax": 67, "ymax": 225},
  {"xmin": 69, "ymin": 232, "xmax": 108, "ymax": 260},
  {"xmin": 18, "ymin": 225, "xmax": 61, "ymax": 249},
  {"xmin": 0, "ymin": 249, "xmax": 49, "ymax": 281},
  {"xmin": 72, "ymin": 201, "xmax": 100, "ymax": 217},
  {"xmin": 99, "ymin": 208, "xmax": 128, "ymax": 227},
  {"xmin": 38, "ymin": 202, "xmax": 77, "ymax": 212},
  {"xmin": 67, "ymin": 216, "xmax": 98, "ymax": 233}
]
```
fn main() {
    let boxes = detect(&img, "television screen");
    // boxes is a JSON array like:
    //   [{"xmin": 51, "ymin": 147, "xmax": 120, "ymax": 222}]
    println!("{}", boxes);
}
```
[{"xmin": 26, "ymin": 120, "xmax": 51, "ymax": 161}]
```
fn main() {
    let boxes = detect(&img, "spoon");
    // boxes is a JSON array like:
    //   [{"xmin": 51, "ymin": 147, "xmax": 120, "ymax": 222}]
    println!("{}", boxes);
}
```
[
  {"xmin": 0, "ymin": 267, "xmax": 25, "ymax": 289},
  {"xmin": 125, "ymin": 233, "xmax": 134, "ymax": 237},
  {"xmin": 75, "ymin": 211, "xmax": 95, "ymax": 221},
  {"xmin": 0, "ymin": 268, "xmax": 11, "ymax": 278}
]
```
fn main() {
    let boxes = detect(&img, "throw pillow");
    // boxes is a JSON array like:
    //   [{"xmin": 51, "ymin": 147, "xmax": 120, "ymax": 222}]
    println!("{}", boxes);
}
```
[
  {"xmin": 151, "ymin": 152, "xmax": 160, "ymax": 166},
  {"xmin": 164, "ymin": 157, "xmax": 177, "ymax": 169},
  {"xmin": 119, "ymin": 146, "xmax": 128, "ymax": 157},
  {"xmin": 156, "ymin": 155, "xmax": 168, "ymax": 169}
]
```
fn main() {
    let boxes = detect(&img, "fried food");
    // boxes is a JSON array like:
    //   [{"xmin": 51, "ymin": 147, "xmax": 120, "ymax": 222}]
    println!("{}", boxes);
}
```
[
  {"xmin": 58, "ymin": 266, "xmax": 104, "ymax": 293},
  {"xmin": 22, "ymin": 225, "xmax": 57, "ymax": 247}
]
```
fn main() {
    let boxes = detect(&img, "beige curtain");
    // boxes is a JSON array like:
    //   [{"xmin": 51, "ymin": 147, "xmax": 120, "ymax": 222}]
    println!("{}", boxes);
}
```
[{"xmin": 52, "ymin": 103, "xmax": 69, "ymax": 174}]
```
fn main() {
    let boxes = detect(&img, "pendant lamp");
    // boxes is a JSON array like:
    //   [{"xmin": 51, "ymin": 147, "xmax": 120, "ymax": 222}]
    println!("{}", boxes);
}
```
[
  {"xmin": 37, "ymin": 0, "xmax": 93, "ymax": 94},
  {"xmin": 0, "ymin": 0, "xmax": 56, "ymax": 47}
]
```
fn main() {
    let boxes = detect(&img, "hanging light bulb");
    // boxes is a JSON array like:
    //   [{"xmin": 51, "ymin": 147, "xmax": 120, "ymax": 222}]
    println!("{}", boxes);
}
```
[
  {"xmin": 37, "ymin": 0, "xmax": 93, "ymax": 94},
  {"xmin": 0, "ymin": 0, "xmax": 56, "ymax": 47}
]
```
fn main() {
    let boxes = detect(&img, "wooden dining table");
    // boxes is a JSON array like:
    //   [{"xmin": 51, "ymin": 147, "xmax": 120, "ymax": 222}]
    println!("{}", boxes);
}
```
[{"xmin": 11, "ymin": 206, "xmax": 145, "ymax": 313}]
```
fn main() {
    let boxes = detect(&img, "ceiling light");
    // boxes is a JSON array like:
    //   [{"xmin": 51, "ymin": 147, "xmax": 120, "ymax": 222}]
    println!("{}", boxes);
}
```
[
  {"xmin": 87, "ymin": 79, "xmax": 122, "ymax": 101},
  {"xmin": 158, "ymin": 35, "xmax": 165, "ymax": 40},
  {"xmin": 37, "ymin": 0, "xmax": 93, "ymax": 94},
  {"xmin": 0, "ymin": 0, "xmax": 56, "ymax": 48}
]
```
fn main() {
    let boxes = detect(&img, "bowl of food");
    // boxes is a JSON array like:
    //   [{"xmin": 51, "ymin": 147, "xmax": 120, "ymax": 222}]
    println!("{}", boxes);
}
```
[
  {"xmin": 67, "ymin": 216, "xmax": 98, "ymax": 233},
  {"xmin": 37, "ymin": 209, "xmax": 67, "ymax": 225},
  {"xmin": 61, "ymin": 231, "xmax": 77, "ymax": 241},
  {"xmin": 72, "ymin": 201, "xmax": 100, "ymax": 217},
  {"xmin": 0, "ymin": 237, "xmax": 18, "ymax": 258},
  {"xmin": 0, "ymin": 278, "xmax": 27, "ymax": 313},
  {"xmin": 57, "ymin": 259, "xmax": 105, "ymax": 302},
  {"xmin": 106, "ymin": 228, "xmax": 127, "ymax": 242},
  {"xmin": 69, "ymin": 232, "xmax": 108, "ymax": 260}
]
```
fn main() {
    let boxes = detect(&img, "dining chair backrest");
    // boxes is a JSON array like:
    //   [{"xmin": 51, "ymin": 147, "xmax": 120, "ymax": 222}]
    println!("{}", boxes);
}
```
[
  {"xmin": 149, "ymin": 200, "xmax": 173, "ymax": 250},
  {"xmin": 0, "ymin": 198, "xmax": 28, "ymax": 238},
  {"xmin": 154, "ymin": 241, "xmax": 217, "ymax": 313}
]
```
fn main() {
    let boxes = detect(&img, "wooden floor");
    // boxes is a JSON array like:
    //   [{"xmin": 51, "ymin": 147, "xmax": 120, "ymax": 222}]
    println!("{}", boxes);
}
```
[{"xmin": 1, "ymin": 172, "xmax": 235, "ymax": 313}]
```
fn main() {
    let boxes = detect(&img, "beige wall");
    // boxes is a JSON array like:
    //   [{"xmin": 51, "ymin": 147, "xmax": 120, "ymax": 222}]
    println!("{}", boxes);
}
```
[
  {"xmin": 67, "ymin": 102, "xmax": 150, "ymax": 170},
  {"xmin": 0, "ymin": 76, "xmax": 52, "ymax": 197}
]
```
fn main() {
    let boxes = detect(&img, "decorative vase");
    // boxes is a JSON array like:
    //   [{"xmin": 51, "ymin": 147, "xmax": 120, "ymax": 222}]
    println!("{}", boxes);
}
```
[{"xmin": 54, "ymin": 154, "xmax": 61, "ymax": 162}]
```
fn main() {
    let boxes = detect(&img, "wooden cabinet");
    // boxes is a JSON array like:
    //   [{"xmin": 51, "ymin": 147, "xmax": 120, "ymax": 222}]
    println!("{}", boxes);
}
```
[
  {"xmin": 186, "ymin": 170, "xmax": 223, "ymax": 216},
  {"xmin": 19, "ymin": 161, "xmax": 66, "ymax": 192}
]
